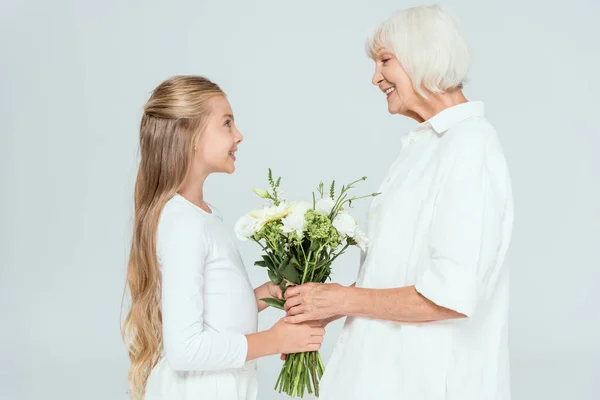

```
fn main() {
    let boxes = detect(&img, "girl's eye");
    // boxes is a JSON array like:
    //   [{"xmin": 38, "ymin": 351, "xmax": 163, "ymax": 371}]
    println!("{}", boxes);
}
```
[
  {"xmin": 224, "ymin": 120, "xmax": 232, "ymax": 128},
  {"xmin": 382, "ymin": 59, "xmax": 390, "ymax": 65}
]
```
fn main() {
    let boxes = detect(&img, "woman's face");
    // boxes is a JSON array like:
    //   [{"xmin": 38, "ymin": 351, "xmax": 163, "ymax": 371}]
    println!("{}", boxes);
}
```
[
  {"xmin": 371, "ymin": 48, "xmax": 419, "ymax": 116},
  {"xmin": 194, "ymin": 95, "xmax": 243, "ymax": 175}
]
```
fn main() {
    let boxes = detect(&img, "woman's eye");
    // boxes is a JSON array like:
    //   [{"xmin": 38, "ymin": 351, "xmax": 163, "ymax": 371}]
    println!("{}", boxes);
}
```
[
  {"xmin": 224, "ymin": 120, "xmax": 232, "ymax": 128},
  {"xmin": 382, "ymin": 59, "xmax": 390, "ymax": 65}
]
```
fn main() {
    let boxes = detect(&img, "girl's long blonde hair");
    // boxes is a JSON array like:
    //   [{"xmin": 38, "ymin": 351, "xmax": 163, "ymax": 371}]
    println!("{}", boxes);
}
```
[{"xmin": 122, "ymin": 75, "xmax": 224, "ymax": 399}]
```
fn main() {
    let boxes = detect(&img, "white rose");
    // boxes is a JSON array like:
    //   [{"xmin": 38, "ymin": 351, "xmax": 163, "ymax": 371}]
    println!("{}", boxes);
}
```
[
  {"xmin": 353, "ymin": 227, "xmax": 369, "ymax": 252},
  {"xmin": 315, "ymin": 198, "xmax": 335, "ymax": 216},
  {"xmin": 234, "ymin": 214, "xmax": 260, "ymax": 241},
  {"xmin": 281, "ymin": 212, "xmax": 306, "ymax": 237},
  {"xmin": 332, "ymin": 213, "xmax": 357, "ymax": 238}
]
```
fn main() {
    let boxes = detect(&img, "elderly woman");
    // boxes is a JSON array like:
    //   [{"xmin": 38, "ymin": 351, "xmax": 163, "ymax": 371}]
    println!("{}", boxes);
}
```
[{"xmin": 284, "ymin": 5, "xmax": 513, "ymax": 400}]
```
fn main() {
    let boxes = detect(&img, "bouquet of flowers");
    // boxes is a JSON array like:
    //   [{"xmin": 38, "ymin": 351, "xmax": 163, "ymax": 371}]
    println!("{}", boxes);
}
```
[{"xmin": 235, "ymin": 169, "xmax": 378, "ymax": 398}]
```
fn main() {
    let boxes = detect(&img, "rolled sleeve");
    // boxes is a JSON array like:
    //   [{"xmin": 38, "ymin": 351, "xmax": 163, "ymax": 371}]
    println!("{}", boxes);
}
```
[{"xmin": 415, "ymin": 133, "xmax": 506, "ymax": 317}]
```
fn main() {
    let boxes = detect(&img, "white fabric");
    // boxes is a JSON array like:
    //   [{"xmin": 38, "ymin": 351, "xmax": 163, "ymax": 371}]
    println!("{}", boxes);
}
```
[
  {"xmin": 145, "ymin": 194, "xmax": 259, "ymax": 400},
  {"xmin": 320, "ymin": 102, "xmax": 513, "ymax": 400}
]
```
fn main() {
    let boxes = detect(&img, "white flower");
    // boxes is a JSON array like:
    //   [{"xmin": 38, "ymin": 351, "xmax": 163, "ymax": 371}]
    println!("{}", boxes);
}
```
[
  {"xmin": 287, "ymin": 200, "xmax": 312, "ymax": 217},
  {"xmin": 281, "ymin": 212, "xmax": 306, "ymax": 237},
  {"xmin": 250, "ymin": 202, "xmax": 289, "ymax": 224},
  {"xmin": 332, "ymin": 213, "xmax": 357, "ymax": 238},
  {"xmin": 279, "ymin": 201, "xmax": 310, "ymax": 237},
  {"xmin": 234, "ymin": 214, "xmax": 260, "ymax": 241},
  {"xmin": 315, "ymin": 198, "xmax": 335, "ymax": 216},
  {"xmin": 353, "ymin": 228, "xmax": 369, "ymax": 252}
]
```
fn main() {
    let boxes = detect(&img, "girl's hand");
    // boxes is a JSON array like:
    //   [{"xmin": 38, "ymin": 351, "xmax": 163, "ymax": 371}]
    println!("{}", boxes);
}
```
[
  {"xmin": 269, "ymin": 318, "xmax": 325, "ymax": 355},
  {"xmin": 256, "ymin": 281, "xmax": 284, "ymax": 312},
  {"xmin": 267, "ymin": 281, "xmax": 283, "ymax": 300}
]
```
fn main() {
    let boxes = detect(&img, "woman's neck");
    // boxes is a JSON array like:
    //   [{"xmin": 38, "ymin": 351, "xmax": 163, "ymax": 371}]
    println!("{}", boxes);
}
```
[{"xmin": 406, "ymin": 89, "xmax": 468, "ymax": 123}]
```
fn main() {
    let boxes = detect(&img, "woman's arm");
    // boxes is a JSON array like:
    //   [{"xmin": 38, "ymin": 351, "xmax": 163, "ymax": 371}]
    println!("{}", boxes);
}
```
[
  {"xmin": 285, "ymin": 131, "xmax": 508, "ymax": 324},
  {"xmin": 284, "ymin": 283, "xmax": 463, "ymax": 324}
]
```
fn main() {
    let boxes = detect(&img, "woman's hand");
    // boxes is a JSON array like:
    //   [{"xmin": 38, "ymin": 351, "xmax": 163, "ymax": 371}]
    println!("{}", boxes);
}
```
[
  {"xmin": 284, "ymin": 283, "xmax": 347, "ymax": 324},
  {"xmin": 269, "ymin": 317, "xmax": 325, "ymax": 355}
]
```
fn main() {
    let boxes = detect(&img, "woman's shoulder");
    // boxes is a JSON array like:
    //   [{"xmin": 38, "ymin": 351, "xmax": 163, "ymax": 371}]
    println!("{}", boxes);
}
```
[{"xmin": 437, "ymin": 115, "xmax": 503, "ymax": 158}]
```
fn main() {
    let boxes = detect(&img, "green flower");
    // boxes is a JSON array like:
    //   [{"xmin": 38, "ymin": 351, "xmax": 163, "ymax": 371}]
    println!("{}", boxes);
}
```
[
  {"xmin": 254, "ymin": 220, "xmax": 283, "ymax": 243},
  {"xmin": 304, "ymin": 210, "xmax": 332, "ymax": 241}
]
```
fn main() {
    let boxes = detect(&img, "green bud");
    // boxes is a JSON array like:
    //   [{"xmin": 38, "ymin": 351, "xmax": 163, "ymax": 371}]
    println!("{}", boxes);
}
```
[{"xmin": 253, "ymin": 187, "xmax": 270, "ymax": 198}]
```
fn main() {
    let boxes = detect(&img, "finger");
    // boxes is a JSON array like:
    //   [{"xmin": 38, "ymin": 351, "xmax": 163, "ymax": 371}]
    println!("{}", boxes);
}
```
[
  {"xmin": 284, "ymin": 296, "xmax": 302, "ymax": 311},
  {"xmin": 284, "ymin": 314, "xmax": 308, "ymax": 324},
  {"xmin": 305, "ymin": 343, "xmax": 321, "ymax": 352},
  {"xmin": 285, "ymin": 286, "xmax": 301, "ymax": 298},
  {"xmin": 311, "ymin": 328, "xmax": 326, "ymax": 336},
  {"xmin": 272, "ymin": 285, "xmax": 284, "ymax": 299},
  {"xmin": 308, "ymin": 335, "xmax": 324, "ymax": 344},
  {"xmin": 307, "ymin": 321, "xmax": 324, "ymax": 328},
  {"xmin": 287, "ymin": 305, "xmax": 304, "ymax": 316}
]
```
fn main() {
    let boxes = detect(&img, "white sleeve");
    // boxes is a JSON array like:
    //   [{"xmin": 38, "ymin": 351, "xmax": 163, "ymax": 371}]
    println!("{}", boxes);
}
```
[
  {"xmin": 414, "ymin": 132, "xmax": 509, "ymax": 317},
  {"xmin": 158, "ymin": 210, "xmax": 248, "ymax": 371}
]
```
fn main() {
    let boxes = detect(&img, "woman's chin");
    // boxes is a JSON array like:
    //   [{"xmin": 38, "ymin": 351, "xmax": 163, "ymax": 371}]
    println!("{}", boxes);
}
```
[{"xmin": 387, "ymin": 101, "xmax": 403, "ymax": 115}]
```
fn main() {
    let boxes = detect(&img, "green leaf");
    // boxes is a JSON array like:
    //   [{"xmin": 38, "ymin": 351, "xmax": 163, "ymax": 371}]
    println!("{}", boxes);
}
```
[
  {"xmin": 280, "ymin": 263, "xmax": 301, "ymax": 284},
  {"xmin": 268, "ymin": 269, "xmax": 282, "ymax": 284},
  {"xmin": 290, "ymin": 255, "xmax": 302, "ymax": 269},
  {"xmin": 262, "ymin": 255, "xmax": 275, "ymax": 269},
  {"xmin": 279, "ymin": 280, "xmax": 288, "ymax": 293},
  {"xmin": 309, "ymin": 240, "xmax": 320, "ymax": 252},
  {"xmin": 254, "ymin": 260, "xmax": 268, "ymax": 267},
  {"xmin": 268, "ymin": 168, "xmax": 274, "ymax": 186},
  {"xmin": 260, "ymin": 297, "xmax": 285, "ymax": 310},
  {"xmin": 315, "ymin": 259, "xmax": 331, "ymax": 270}
]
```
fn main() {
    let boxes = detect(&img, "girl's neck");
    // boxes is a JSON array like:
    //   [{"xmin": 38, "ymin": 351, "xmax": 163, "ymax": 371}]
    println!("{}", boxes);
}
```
[{"xmin": 178, "ymin": 172, "xmax": 210, "ymax": 213}]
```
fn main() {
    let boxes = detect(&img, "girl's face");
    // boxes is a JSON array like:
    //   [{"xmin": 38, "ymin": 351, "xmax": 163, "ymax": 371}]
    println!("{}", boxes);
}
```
[{"xmin": 194, "ymin": 95, "xmax": 243, "ymax": 175}]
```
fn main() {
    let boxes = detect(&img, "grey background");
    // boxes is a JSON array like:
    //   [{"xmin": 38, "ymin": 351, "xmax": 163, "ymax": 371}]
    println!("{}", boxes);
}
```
[{"xmin": 1, "ymin": 0, "xmax": 599, "ymax": 399}]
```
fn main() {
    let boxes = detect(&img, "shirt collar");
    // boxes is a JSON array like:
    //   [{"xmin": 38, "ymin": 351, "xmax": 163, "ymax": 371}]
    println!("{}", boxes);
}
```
[{"xmin": 416, "ymin": 101, "xmax": 485, "ymax": 134}]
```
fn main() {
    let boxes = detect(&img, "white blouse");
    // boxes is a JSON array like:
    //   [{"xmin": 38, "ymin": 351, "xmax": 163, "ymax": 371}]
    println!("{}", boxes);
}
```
[
  {"xmin": 145, "ymin": 194, "xmax": 259, "ymax": 400},
  {"xmin": 320, "ymin": 102, "xmax": 514, "ymax": 400}
]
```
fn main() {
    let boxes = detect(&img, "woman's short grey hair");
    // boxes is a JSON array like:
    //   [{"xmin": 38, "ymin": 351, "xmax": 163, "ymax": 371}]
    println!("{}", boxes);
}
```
[{"xmin": 367, "ymin": 5, "xmax": 470, "ymax": 96}]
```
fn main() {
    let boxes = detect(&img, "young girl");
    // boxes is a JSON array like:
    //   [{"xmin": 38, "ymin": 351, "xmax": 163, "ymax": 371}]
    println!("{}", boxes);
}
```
[{"xmin": 122, "ymin": 75, "xmax": 325, "ymax": 400}]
